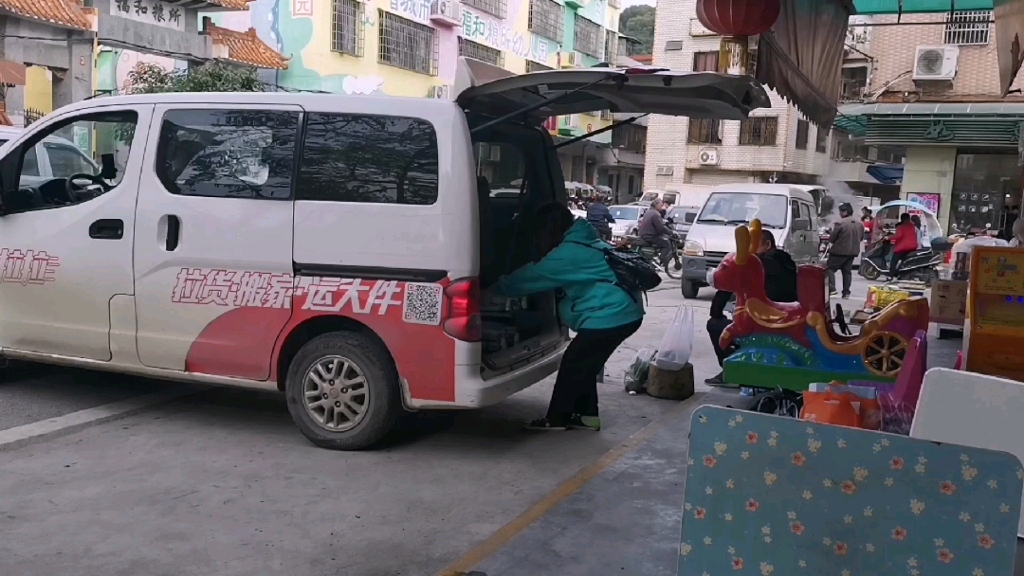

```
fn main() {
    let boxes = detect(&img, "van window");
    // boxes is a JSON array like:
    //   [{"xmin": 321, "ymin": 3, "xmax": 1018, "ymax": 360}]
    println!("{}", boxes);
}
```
[
  {"xmin": 790, "ymin": 200, "xmax": 800, "ymax": 223},
  {"xmin": 662, "ymin": 192, "xmax": 678, "ymax": 206},
  {"xmin": 698, "ymin": 192, "xmax": 788, "ymax": 229},
  {"xmin": 22, "ymin": 146, "xmax": 39, "ymax": 177},
  {"xmin": 640, "ymin": 191, "xmax": 659, "ymax": 203},
  {"xmin": 296, "ymin": 113, "xmax": 438, "ymax": 205},
  {"xmin": 610, "ymin": 206, "xmax": 641, "ymax": 221},
  {"xmin": 155, "ymin": 109, "xmax": 300, "ymax": 200},
  {"xmin": 44, "ymin": 143, "xmax": 95, "ymax": 178}
]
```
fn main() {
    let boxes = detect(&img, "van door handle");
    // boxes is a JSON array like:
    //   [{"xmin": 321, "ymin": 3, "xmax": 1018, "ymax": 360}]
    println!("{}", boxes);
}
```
[
  {"xmin": 165, "ymin": 215, "xmax": 181, "ymax": 251},
  {"xmin": 89, "ymin": 219, "xmax": 123, "ymax": 240}
]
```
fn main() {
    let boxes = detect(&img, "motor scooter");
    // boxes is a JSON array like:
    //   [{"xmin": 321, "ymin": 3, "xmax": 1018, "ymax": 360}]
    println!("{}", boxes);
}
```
[{"xmin": 858, "ymin": 236, "xmax": 953, "ymax": 284}]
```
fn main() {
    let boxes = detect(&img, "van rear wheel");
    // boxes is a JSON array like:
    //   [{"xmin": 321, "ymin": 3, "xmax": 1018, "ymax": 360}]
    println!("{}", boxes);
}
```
[{"xmin": 285, "ymin": 332, "xmax": 401, "ymax": 450}]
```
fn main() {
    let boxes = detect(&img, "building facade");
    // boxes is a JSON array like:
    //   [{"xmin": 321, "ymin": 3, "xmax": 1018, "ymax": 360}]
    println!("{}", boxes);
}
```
[
  {"xmin": 840, "ymin": 9, "xmax": 1024, "ymax": 236},
  {"xmin": 644, "ymin": 0, "xmax": 831, "ymax": 195}
]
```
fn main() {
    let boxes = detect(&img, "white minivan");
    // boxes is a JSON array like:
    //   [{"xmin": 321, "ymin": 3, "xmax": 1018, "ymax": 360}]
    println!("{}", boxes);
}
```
[
  {"xmin": 680, "ymin": 183, "xmax": 819, "ymax": 298},
  {"xmin": 0, "ymin": 59, "xmax": 768, "ymax": 449}
]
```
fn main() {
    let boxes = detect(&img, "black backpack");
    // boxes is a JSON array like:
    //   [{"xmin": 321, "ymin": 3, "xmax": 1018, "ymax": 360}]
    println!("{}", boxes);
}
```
[{"xmin": 567, "ymin": 241, "xmax": 662, "ymax": 300}]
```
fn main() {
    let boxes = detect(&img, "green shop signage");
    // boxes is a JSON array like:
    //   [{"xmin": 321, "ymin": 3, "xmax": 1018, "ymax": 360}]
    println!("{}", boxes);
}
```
[{"xmin": 864, "ymin": 117, "xmax": 1024, "ymax": 147}]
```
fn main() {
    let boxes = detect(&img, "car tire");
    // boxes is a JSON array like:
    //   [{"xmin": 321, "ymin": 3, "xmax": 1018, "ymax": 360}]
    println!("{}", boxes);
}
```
[
  {"xmin": 681, "ymin": 280, "xmax": 700, "ymax": 299},
  {"xmin": 285, "ymin": 331, "xmax": 401, "ymax": 451}
]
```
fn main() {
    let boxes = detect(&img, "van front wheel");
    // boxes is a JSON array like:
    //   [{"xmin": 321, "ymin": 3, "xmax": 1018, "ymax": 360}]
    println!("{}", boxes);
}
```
[{"xmin": 285, "ymin": 332, "xmax": 401, "ymax": 450}]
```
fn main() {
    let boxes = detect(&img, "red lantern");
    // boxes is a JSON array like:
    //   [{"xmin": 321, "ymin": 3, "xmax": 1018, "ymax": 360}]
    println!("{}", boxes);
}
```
[{"xmin": 696, "ymin": 0, "xmax": 781, "ymax": 37}]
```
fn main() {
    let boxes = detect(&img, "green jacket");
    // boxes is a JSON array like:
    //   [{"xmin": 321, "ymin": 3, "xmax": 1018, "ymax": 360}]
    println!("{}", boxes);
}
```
[{"xmin": 493, "ymin": 219, "xmax": 645, "ymax": 331}]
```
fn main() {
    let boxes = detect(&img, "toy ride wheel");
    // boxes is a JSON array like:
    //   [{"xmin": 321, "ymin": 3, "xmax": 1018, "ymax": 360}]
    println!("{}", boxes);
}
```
[{"xmin": 862, "ymin": 331, "xmax": 909, "ymax": 377}]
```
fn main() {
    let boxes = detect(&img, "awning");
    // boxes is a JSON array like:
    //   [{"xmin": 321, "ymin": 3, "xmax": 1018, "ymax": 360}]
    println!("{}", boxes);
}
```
[
  {"xmin": 0, "ymin": 59, "xmax": 26, "ymax": 87},
  {"xmin": 866, "ymin": 164, "xmax": 904, "ymax": 184},
  {"xmin": 755, "ymin": 0, "xmax": 855, "ymax": 129},
  {"xmin": 855, "ymin": 0, "xmax": 992, "ymax": 12}
]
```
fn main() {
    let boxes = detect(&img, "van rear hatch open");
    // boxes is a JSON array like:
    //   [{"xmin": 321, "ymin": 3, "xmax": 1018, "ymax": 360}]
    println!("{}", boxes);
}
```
[{"xmin": 454, "ymin": 57, "xmax": 771, "ymax": 122}]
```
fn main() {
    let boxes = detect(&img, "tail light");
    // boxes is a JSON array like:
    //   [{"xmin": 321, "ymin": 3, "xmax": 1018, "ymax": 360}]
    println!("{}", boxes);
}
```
[{"xmin": 443, "ymin": 278, "xmax": 481, "ymax": 342}]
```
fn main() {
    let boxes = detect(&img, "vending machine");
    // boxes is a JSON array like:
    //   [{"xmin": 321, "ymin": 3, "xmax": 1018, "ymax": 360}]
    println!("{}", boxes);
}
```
[{"xmin": 964, "ymin": 246, "xmax": 1024, "ymax": 381}]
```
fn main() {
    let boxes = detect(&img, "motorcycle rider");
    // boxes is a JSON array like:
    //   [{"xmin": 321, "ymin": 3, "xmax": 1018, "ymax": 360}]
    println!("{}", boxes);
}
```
[
  {"xmin": 889, "ymin": 213, "xmax": 919, "ymax": 279},
  {"xmin": 826, "ymin": 203, "xmax": 863, "ymax": 299},
  {"xmin": 586, "ymin": 193, "xmax": 615, "ymax": 241},
  {"xmin": 638, "ymin": 198, "xmax": 673, "ymax": 266}
]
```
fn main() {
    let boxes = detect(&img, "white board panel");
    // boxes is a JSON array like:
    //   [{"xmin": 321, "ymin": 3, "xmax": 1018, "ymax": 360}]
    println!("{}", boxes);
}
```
[{"xmin": 911, "ymin": 367, "xmax": 1024, "ymax": 537}]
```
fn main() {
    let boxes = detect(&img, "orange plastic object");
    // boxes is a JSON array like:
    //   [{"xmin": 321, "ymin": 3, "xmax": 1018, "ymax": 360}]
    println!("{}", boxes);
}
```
[
  {"xmin": 964, "ymin": 246, "xmax": 1024, "ymax": 381},
  {"xmin": 801, "ymin": 389, "xmax": 862, "ymax": 428}
]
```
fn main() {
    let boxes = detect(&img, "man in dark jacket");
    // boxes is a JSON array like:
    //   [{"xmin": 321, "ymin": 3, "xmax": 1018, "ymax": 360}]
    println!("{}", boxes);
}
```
[
  {"xmin": 705, "ymin": 230, "xmax": 797, "ymax": 385},
  {"xmin": 586, "ymin": 194, "xmax": 615, "ymax": 241},
  {"xmin": 826, "ymin": 202, "xmax": 863, "ymax": 299},
  {"xmin": 638, "ymin": 198, "xmax": 673, "ymax": 265}
]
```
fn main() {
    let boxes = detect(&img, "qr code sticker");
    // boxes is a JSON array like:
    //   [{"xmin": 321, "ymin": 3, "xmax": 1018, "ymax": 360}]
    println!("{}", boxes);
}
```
[{"xmin": 402, "ymin": 282, "xmax": 443, "ymax": 326}]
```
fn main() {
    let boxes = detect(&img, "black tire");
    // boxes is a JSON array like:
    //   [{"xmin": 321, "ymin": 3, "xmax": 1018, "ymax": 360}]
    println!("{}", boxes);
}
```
[
  {"xmin": 285, "ymin": 331, "xmax": 401, "ymax": 450},
  {"xmin": 665, "ymin": 253, "xmax": 683, "ymax": 279},
  {"xmin": 861, "ymin": 264, "xmax": 881, "ymax": 281},
  {"xmin": 681, "ymin": 280, "xmax": 700, "ymax": 299}
]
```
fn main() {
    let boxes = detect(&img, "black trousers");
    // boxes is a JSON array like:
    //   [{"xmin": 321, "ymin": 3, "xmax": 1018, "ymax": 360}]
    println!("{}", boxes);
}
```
[
  {"xmin": 890, "ymin": 250, "xmax": 913, "ymax": 277},
  {"xmin": 706, "ymin": 317, "xmax": 735, "ymax": 367},
  {"xmin": 646, "ymin": 236, "xmax": 673, "ymax": 264},
  {"xmin": 547, "ymin": 319, "xmax": 643, "ymax": 421},
  {"xmin": 826, "ymin": 255, "xmax": 856, "ymax": 296}
]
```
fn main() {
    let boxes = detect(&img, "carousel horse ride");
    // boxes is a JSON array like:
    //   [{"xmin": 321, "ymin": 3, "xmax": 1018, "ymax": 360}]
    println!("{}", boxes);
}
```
[{"xmin": 715, "ymin": 220, "xmax": 929, "ymax": 392}]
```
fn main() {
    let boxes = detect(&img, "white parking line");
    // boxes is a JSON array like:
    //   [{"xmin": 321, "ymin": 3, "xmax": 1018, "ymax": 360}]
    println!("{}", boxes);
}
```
[{"xmin": 0, "ymin": 386, "xmax": 196, "ymax": 452}]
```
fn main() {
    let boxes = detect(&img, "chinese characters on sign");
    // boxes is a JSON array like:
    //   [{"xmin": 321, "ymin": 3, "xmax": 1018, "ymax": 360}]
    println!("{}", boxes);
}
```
[
  {"xmin": 170, "ymin": 269, "xmax": 442, "ymax": 324},
  {"xmin": 906, "ymin": 192, "xmax": 941, "ymax": 216},
  {"xmin": 292, "ymin": 0, "xmax": 313, "ymax": 18},
  {"xmin": 111, "ymin": 0, "xmax": 186, "ymax": 32},
  {"xmin": 461, "ymin": 7, "xmax": 530, "ymax": 58},
  {"xmin": 390, "ymin": 0, "xmax": 432, "ymax": 22},
  {"xmin": 0, "ymin": 249, "xmax": 60, "ymax": 286}
]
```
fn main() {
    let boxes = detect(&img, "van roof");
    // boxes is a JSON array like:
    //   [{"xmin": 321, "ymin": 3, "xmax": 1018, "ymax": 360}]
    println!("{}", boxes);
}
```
[{"xmin": 705, "ymin": 183, "xmax": 815, "ymax": 203}]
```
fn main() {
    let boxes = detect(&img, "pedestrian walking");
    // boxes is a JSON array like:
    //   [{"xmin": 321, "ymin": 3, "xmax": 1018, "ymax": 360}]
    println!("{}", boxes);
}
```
[
  {"xmin": 489, "ymin": 202, "xmax": 645, "ymax": 431},
  {"xmin": 826, "ymin": 202, "xmax": 863, "ymax": 298}
]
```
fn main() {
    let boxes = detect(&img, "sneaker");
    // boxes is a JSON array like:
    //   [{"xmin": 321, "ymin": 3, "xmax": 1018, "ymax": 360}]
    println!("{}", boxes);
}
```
[
  {"xmin": 567, "ymin": 414, "xmax": 601, "ymax": 431},
  {"xmin": 829, "ymin": 290, "xmax": 839, "ymax": 297},
  {"xmin": 523, "ymin": 417, "xmax": 567, "ymax": 431},
  {"xmin": 841, "ymin": 293, "xmax": 851, "ymax": 299},
  {"xmin": 705, "ymin": 371, "xmax": 726, "ymax": 385}
]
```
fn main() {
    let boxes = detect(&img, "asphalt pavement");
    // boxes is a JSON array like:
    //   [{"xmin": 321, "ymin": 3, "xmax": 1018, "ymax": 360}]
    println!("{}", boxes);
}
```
[{"xmin": 0, "ymin": 273, "xmax": 962, "ymax": 575}]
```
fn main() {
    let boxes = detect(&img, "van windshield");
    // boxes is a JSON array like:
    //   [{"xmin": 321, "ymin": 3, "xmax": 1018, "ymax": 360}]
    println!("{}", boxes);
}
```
[
  {"xmin": 640, "ymin": 192, "xmax": 659, "ymax": 203},
  {"xmin": 696, "ymin": 192, "xmax": 788, "ymax": 229},
  {"xmin": 610, "ymin": 206, "xmax": 641, "ymax": 221}
]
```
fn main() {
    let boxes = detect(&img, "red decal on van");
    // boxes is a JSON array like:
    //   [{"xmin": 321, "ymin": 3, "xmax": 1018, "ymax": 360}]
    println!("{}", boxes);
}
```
[
  {"xmin": 181, "ymin": 270, "xmax": 455, "ymax": 402},
  {"xmin": 0, "ymin": 249, "xmax": 60, "ymax": 285}
]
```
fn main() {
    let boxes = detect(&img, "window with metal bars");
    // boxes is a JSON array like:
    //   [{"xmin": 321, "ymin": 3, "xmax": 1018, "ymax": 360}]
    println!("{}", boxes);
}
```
[
  {"xmin": 692, "ymin": 51, "xmax": 719, "ymax": 72},
  {"xmin": 528, "ymin": 0, "xmax": 563, "ymax": 42},
  {"xmin": 464, "ymin": 0, "xmax": 506, "ymax": 18},
  {"xmin": 459, "ymin": 37, "xmax": 504, "ymax": 67},
  {"xmin": 688, "ymin": 119, "xmax": 721, "ymax": 144},
  {"xmin": 574, "ymin": 14, "xmax": 602, "ymax": 58},
  {"xmin": 526, "ymin": 60, "xmax": 553, "ymax": 72},
  {"xmin": 331, "ymin": 0, "xmax": 364, "ymax": 57},
  {"xmin": 944, "ymin": 10, "xmax": 991, "ymax": 45},
  {"xmin": 739, "ymin": 117, "xmax": 778, "ymax": 146},
  {"xmin": 378, "ymin": 10, "xmax": 438, "ymax": 76},
  {"xmin": 604, "ymin": 32, "xmax": 617, "ymax": 64}
]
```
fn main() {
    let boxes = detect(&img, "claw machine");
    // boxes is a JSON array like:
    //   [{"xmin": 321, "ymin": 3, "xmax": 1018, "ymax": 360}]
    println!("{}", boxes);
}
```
[{"xmin": 964, "ymin": 246, "xmax": 1024, "ymax": 380}]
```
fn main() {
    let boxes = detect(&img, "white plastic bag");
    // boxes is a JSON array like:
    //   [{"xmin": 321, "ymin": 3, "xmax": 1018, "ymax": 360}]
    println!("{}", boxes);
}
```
[{"xmin": 653, "ymin": 305, "xmax": 694, "ymax": 371}]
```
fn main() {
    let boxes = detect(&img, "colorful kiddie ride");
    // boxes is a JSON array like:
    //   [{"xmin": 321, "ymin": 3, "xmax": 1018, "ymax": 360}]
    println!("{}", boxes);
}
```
[{"xmin": 716, "ymin": 220, "xmax": 930, "ymax": 391}]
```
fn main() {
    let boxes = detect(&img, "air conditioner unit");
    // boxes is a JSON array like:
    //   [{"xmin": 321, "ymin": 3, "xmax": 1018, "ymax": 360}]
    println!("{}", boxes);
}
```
[
  {"xmin": 698, "ymin": 147, "xmax": 720, "ymax": 166},
  {"xmin": 655, "ymin": 165, "xmax": 674, "ymax": 176},
  {"xmin": 429, "ymin": 0, "xmax": 461, "ymax": 26},
  {"xmin": 560, "ymin": 51, "xmax": 583, "ymax": 68},
  {"xmin": 912, "ymin": 45, "xmax": 958, "ymax": 81},
  {"xmin": 427, "ymin": 84, "xmax": 452, "ymax": 99}
]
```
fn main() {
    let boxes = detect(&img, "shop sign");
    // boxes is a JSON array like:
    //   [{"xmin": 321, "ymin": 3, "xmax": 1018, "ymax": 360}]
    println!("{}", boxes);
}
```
[
  {"xmin": 866, "ymin": 117, "xmax": 1024, "ymax": 147},
  {"xmin": 923, "ymin": 121, "xmax": 955, "ymax": 142},
  {"xmin": 906, "ymin": 193, "xmax": 941, "ymax": 216},
  {"xmin": 110, "ymin": 0, "xmax": 186, "ymax": 32}
]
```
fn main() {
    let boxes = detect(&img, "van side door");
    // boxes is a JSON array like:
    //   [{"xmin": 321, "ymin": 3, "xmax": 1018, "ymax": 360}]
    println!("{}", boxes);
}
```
[
  {"xmin": 133, "ymin": 104, "xmax": 301, "ymax": 379},
  {"xmin": 0, "ymin": 105, "xmax": 150, "ymax": 360}
]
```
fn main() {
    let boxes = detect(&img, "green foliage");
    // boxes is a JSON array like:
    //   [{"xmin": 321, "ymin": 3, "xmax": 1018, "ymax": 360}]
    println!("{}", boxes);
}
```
[
  {"xmin": 619, "ymin": 4, "xmax": 655, "ymax": 56},
  {"xmin": 122, "ymin": 61, "xmax": 264, "ymax": 95}
]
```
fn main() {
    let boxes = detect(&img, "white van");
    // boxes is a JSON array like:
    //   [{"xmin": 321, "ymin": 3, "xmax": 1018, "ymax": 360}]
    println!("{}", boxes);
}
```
[
  {"xmin": 680, "ymin": 183, "xmax": 819, "ymax": 298},
  {"xmin": 0, "ymin": 59, "xmax": 768, "ymax": 449}
]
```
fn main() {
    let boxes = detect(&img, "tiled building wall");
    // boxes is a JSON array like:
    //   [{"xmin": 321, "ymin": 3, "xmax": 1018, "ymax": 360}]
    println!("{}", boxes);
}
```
[
  {"xmin": 867, "ymin": 12, "xmax": 1024, "ymax": 98},
  {"xmin": 645, "ymin": 0, "xmax": 828, "ymax": 191}
]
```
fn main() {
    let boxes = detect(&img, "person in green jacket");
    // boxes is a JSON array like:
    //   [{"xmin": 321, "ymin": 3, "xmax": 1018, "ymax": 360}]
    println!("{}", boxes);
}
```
[{"xmin": 491, "ymin": 202, "xmax": 645, "ymax": 431}]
